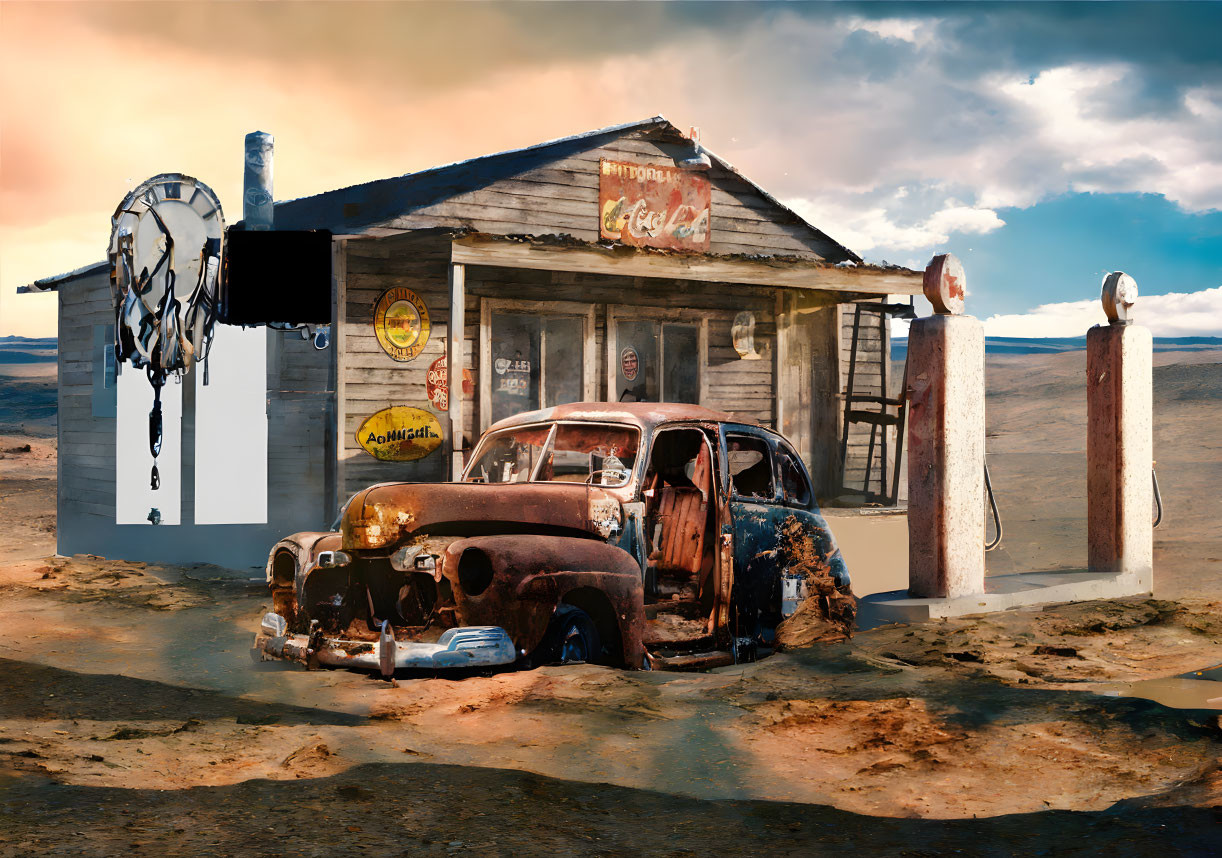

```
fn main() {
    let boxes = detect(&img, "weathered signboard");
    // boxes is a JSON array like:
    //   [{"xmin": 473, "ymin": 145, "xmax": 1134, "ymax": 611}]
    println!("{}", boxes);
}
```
[
  {"xmin": 425, "ymin": 354, "xmax": 474, "ymax": 412},
  {"xmin": 599, "ymin": 159, "xmax": 711, "ymax": 251},
  {"xmin": 357, "ymin": 406, "xmax": 443, "ymax": 461},
  {"xmin": 374, "ymin": 287, "xmax": 431, "ymax": 361}
]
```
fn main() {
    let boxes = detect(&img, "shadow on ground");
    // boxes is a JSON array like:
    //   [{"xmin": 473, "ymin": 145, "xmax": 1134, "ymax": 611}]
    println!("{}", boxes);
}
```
[
  {"xmin": 0, "ymin": 658, "xmax": 362, "ymax": 727},
  {"xmin": 0, "ymin": 760, "xmax": 1215, "ymax": 857}
]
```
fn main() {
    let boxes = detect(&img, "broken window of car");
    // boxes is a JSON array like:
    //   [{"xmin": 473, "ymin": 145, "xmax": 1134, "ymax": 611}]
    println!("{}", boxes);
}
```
[
  {"xmin": 775, "ymin": 443, "xmax": 812, "ymax": 507},
  {"xmin": 466, "ymin": 422, "xmax": 640, "ymax": 487},
  {"xmin": 726, "ymin": 433, "xmax": 774, "ymax": 500}
]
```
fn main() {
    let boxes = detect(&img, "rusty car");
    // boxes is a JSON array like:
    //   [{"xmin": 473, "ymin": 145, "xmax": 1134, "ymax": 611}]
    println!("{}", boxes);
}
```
[{"xmin": 254, "ymin": 402, "xmax": 851, "ymax": 674}]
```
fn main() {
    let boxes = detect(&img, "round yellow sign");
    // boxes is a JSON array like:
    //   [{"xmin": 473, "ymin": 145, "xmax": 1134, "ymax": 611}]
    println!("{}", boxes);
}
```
[
  {"xmin": 356, "ymin": 406, "xmax": 444, "ymax": 462},
  {"xmin": 374, "ymin": 287, "xmax": 430, "ymax": 361}
]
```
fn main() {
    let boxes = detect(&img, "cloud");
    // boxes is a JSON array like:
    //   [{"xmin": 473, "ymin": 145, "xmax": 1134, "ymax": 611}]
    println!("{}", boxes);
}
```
[
  {"xmin": 980, "ymin": 286, "xmax": 1222, "ymax": 338},
  {"xmin": 789, "ymin": 196, "xmax": 1004, "ymax": 254}
]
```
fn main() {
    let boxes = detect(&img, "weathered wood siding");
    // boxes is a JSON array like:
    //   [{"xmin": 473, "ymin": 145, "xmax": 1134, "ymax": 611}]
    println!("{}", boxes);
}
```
[
  {"xmin": 57, "ymin": 270, "xmax": 116, "ymax": 531},
  {"xmin": 338, "ymin": 232, "xmax": 454, "ymax": 498},
  {"xmin": 381, "ymin": 130, "xmax": 845, "ymax": 261},
  {"xmin": 267, "ymin": 311, "xmax": 336, "ymax": 529}
]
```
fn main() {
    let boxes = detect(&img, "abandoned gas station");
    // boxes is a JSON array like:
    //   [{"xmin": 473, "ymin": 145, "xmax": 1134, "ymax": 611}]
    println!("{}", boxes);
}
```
[
  {"xmin": 18, "ymin": 114, "xmax": 1155, "ymax": 631},
  {"xmin": 20, "ymin": 117, "xmax": 922, "ymax": 569}
]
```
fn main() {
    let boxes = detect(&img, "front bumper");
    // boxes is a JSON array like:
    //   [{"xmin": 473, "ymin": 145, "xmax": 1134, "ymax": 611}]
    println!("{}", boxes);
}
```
[{"xmin": 254, "ymin": 623, "xmax": 519, "ymax": 673}]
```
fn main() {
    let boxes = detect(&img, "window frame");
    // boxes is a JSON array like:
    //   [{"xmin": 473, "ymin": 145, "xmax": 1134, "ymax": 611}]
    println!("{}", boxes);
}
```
[
  {"xmin": 720, "ymin": 425, "xmax": 779, "ymax": 504},
  {"xmin": 605, "ymin": 306, "xmax": 709, "ymax": 405},
  {"xmin": 773, "ymin": 437, "xmax": 815, "ymax": 510},
  {"xmin": 479, "ymin": 298, "xmax": 597, "ymax": 433},
  {"xmin": 462, "ymin": 419, "xmax": 643, "ymax": 490}
]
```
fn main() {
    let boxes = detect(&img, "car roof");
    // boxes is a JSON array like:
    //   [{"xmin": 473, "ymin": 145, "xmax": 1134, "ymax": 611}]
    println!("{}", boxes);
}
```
[{"xmin": 486, "ymin": 402, "xmax": 761, "ymax": 435}]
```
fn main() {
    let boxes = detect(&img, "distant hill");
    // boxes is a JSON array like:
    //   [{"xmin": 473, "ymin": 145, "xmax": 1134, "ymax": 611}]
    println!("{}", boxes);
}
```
[
  {"xmin": 0, "ymin": 336, "xmax": 56, "ymax": 365},
  {"xmin": 892, "ymin": 335, "xmax": 1222, "ymax": 358}
]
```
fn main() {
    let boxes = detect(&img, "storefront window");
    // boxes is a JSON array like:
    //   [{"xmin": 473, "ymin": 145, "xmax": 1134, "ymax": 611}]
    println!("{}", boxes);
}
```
[
  {"xmin": 614, "ymin": 320, "xmax": 659, "ymax": 402},
  {"xmin": 490, "ymin": 311, "xmax": 587, "ymax": 423},
  {"xmin": 614, "ymin": 320, "xmax": 699, "ymax": 403},
  {"xmin": 491, "ymin": 313, "xmax": 540, "ymax": 423}
]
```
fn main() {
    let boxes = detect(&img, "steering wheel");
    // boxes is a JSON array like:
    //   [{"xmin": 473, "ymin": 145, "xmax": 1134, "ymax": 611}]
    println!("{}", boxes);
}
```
[{"xmin": 584, "ymin": 468, "xmax": 627, "ymax": 486}]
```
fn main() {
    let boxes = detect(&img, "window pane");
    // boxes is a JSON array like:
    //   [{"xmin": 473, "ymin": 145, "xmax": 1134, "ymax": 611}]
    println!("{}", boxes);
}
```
[
  {"xmin": 467, "ymin": 423, "xmax": 639, "ymax": 487},
  {"xmin": 725, "ymin": 433, "xmax": 774, "ymax": 501},
  {"xmin": 662, "ymin": 324, "xmax": 699, "ymax": 403},
  {"xmin": 491, "ymin": 313, "xmax": 541, "ymax": 423},
  {"xmin": 615, "ymin": 320, "xmax": 659, "ymax": 402},
  {"xmin": 776, "ymin": 445, "xmax": 812, "ymax": 507},
  {"xmin": 544, "ymin": 317, "xmax": 583, "ymax": 407}
]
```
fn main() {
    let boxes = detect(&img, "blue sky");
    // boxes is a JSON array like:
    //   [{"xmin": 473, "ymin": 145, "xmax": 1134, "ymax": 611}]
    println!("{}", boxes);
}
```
[{"xmin": 3, "ymin": 1, "xmax": 1220, "ymax": 336}]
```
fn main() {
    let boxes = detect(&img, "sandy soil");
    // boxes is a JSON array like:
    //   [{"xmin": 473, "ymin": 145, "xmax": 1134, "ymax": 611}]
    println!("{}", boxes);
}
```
[{"xmin": 0, "ymin": 349, "xmax": 1218, "ymax": 856}]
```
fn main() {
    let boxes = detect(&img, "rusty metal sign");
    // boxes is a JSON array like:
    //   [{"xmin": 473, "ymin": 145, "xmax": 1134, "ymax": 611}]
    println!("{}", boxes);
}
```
[
  {"xmin": 599, "ymin": 159, "xmax": 711, "ymax": 251},
  {"xmin": 426, "ymin": 354, "xmax": 474, "ymax": 412},
  {"xmin": 357, "ymin": 406, "xmax": 443, "ymax": 461},
  {"xmin": 374, "ymin": 287, "xmax": 430, "ymax": 361}
]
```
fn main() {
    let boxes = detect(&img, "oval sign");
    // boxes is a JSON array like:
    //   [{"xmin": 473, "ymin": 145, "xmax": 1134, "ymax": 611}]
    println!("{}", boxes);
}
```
[
  {"xmin": 425, "ymin": 355, "xmax": 473, "ymax": 412},
  {"xmin": 356, "ymin": 406, "xmax": 443, "ymax": 462},
  {"xmin": 374, "ymin": 287, "xmax": 431, "ymax": 361}
]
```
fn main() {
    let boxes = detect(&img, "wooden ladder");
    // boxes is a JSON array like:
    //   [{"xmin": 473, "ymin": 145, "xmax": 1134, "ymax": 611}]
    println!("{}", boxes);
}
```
[{"xmin": 838, "ymin": 301, "xmax": 912, "ymax": 505}]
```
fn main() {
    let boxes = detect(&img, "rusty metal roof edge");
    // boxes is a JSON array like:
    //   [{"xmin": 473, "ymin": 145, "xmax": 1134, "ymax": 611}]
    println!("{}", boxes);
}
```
[{"xmin": 17, "ymin": 259, "xmax": 109, "ymax": 294}]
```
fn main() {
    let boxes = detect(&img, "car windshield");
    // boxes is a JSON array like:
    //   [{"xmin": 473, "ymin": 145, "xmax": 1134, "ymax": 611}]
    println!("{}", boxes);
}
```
[{"xmin": 465, "ymin": 423, "xmax": 640, "ymax": 487}]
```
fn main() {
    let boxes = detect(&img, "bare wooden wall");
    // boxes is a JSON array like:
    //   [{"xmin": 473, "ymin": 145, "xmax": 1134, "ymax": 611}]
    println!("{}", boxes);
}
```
[
  {"xmin": 337, "ymin": 233, "xmax": 453, "ymax": 498},
  {"xmin": 56, "ymin": 270, "xmax": 116, "ymax": 532}
]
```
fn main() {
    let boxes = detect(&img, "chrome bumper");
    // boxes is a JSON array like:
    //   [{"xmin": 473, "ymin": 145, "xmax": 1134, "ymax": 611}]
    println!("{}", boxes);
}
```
[{"xmin": 254, "ymin": 615, "xmax": 518, "ymax": 673}]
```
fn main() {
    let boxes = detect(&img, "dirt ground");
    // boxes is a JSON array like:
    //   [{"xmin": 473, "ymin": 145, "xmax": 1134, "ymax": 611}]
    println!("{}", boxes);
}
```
[{"xmin": 0, "ymin": 347, "xmax": 1218, "ymax": 856}]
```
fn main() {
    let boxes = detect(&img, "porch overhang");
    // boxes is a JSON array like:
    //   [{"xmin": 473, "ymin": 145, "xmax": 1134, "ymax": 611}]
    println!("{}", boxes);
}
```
[{"xmin": 448, "ymin": 233, "xmax": 921, "ymax": 296}]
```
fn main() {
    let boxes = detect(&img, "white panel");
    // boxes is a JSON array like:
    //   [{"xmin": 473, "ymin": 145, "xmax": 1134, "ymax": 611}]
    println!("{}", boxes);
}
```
[
  {"xmin": 116, "ymin": 364, "xmax": 182, "ymax": 525},
  {"xmin": 194, "ymin": 325, "xmax": 268, "ymax": 524}
]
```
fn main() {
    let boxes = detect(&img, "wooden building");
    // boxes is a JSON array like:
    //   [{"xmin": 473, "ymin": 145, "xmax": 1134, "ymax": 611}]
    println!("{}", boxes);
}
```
[{"xmin": 21, "ymin": 117, "xmax": 920, "ymax": 568}]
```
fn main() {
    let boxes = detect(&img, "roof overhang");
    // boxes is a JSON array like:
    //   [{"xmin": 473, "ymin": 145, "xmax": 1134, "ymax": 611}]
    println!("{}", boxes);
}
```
[
  {"xmin": 448, "ymin": 233, "xmax": 920, "ymax": 296},
  {"xmin": 17, "ymin": 260, "xmax": 108, "ymax": 294}
]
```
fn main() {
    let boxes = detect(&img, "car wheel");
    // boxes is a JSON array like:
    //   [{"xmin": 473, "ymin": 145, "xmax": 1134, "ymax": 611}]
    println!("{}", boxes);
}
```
[{"xmin": 543, "ymin": 606, "xmax": 601, "ymax": 666}]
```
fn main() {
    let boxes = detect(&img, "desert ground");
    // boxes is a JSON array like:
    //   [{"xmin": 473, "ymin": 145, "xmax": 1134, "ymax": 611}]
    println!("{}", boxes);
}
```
[{"xmin": 0, "ymin": 337, "xmax": 1218, "ymax": 856}]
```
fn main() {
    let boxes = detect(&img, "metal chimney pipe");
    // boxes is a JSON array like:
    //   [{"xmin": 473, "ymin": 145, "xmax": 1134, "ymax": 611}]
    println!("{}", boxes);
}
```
[{"xmin": 243, "ymin": 131, "xmax": 274, "ymax": 230}]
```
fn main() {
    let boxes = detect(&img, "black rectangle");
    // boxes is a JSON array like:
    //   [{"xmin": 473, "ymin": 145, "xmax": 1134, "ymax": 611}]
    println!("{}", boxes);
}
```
[{"xmin": 221, "ymin": 229, "xmax": 332, "ymax": 325}]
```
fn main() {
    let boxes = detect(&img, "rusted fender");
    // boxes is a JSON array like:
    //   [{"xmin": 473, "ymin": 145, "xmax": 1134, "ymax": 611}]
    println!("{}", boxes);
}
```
[
  {"xmin": 342, "ymin": 482, "xmax": 622, "ymax": 550},
  {"xmin": 441, "ymin": 534, "xmax": 645, "ymax": 667}
]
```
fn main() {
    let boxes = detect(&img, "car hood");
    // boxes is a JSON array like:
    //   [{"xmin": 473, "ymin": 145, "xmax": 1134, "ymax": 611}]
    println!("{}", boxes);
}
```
[{"xmin": 341, "ymin": 481, "xmax": 623, "ymax": 551}]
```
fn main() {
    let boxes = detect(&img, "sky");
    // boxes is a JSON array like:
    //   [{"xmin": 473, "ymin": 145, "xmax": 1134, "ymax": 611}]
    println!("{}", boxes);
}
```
[{"xmin": 2, "ymin": 1, "xmax": 1220, "ymax": 339}]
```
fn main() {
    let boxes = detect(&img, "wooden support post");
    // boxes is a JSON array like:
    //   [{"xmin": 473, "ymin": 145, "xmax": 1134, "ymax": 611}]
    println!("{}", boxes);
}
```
[{"xmin": 448, "ymin": 262, "xmax": 466, "ymax": 481}]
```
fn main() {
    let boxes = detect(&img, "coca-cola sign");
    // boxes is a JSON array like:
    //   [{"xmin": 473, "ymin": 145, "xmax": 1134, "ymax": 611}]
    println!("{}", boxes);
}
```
[{"xmin": 599, "ymin": 159, "xmax": 711, "ymax": 251}]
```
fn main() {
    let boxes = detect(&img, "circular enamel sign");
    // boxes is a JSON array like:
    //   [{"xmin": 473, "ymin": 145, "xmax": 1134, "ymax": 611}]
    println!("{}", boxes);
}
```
[
  {"xmin": 374, "ymin": 287, "xmax": 430, "ymax": 361},
  {"xmin": 357, "ymin": 406, "xmax": 444, "ymax": 462},
  {"xmin": 425, "ymin": 355, "xmax": 474, "ymax": 411},
  {"xmin": 620, "ymin": 347, "xmax": 639, "ymax": 381},
  {"xmin": 922, "ymin": 253, "xmax": 966, "ymax": 315}
]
